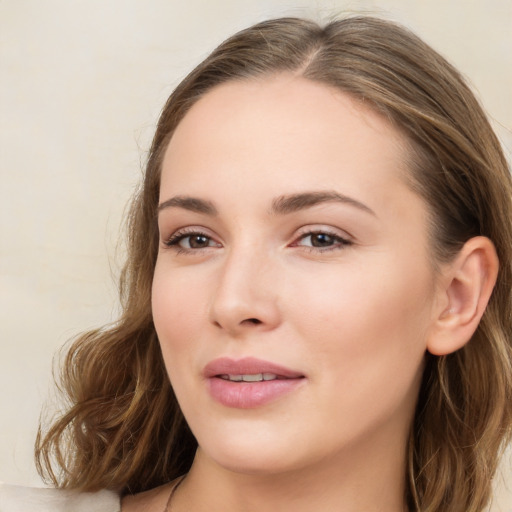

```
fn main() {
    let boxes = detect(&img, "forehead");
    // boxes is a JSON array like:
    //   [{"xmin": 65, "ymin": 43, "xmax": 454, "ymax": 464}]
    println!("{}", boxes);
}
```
[{"xmin": 161, "ymin": 74, "xmax": 411, "ymax": 205}]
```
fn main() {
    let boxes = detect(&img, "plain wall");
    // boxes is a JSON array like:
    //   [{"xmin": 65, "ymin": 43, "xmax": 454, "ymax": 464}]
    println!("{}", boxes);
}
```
[{"xmin": 1, "ymin": 0, "xmax": 511, "ymax": 509}]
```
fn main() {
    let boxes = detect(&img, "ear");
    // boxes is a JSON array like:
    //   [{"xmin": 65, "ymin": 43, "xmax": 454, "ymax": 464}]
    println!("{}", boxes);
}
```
[{"xmin": 427, "ymin": 236, "xmax": 499, "ymax": 356}]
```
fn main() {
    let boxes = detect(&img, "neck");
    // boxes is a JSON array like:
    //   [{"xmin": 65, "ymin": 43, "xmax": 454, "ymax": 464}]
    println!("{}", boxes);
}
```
[{"xmin": 174, "ymin": 434, "xmax": 409, "ymax": 512}]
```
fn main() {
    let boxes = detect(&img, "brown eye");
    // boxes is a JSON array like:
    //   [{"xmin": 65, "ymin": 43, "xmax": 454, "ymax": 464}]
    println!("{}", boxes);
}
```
[
  {"xmin": 310, "ymin": 233, "xmax": 336, "ymax": 247},
  {"xmin": 165, "ymin": 231, "xmax": 219, "ymax": 250},
  {"xmin": 187, "ymin": 235, "xmax": 212, "ymax": 249},
  {"xmin": 295, "ymin": 231, "xmax": 351, "ymax": 251}
]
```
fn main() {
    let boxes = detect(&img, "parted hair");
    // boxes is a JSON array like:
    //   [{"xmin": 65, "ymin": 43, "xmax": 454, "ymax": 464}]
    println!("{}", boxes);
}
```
[{"xmin": 36, "ymin": 16, "xmax": 512, "ymax": 511}]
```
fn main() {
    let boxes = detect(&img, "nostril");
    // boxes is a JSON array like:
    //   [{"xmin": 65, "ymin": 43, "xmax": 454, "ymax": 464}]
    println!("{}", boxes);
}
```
[{"xmin": 244, "ymin": 318, "xmax": 262, "ymax": 325}]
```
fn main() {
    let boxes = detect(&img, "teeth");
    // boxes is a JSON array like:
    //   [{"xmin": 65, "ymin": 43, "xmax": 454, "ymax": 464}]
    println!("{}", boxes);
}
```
[
  {"xmin": 219, "ymin": 373, "xmax": 278, "ymax": 382},
  {"xmin": 242, "ymin": 374, "xmax": 262, "ymax": 382}
]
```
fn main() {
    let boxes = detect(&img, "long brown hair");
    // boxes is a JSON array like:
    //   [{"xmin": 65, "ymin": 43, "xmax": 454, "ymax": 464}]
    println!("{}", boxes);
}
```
[{"xmin": 36, "ymin": 16, "xmax": 512, "ymax": 511}]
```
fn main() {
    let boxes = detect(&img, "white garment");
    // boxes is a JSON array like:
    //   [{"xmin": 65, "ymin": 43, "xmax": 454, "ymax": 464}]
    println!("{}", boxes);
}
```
[{"xmin": 0, "ymin": 483, "xmax": 120, "ymax": 512}]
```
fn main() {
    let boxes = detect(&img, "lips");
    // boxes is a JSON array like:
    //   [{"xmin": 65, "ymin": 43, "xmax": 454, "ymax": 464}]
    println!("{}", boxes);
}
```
[
  {"xmin": 218, "ymin": 373, "xmax": 280, "ymax": 382},
  {"xmin": 204, "ymin": 357, "xmax": 305, "ymax": 409},
  {"xmin": 204, "ymin": 357, "xmax": 304, "ymax": 379}
]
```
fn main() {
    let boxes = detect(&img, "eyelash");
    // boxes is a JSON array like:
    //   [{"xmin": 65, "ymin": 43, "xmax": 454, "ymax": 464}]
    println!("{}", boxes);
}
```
[
  {"xmin": 292, "ymin": 230, "xmax": 352, "ymax": 252},
  {"xmin": 163, "ymin": 228, "xmax": 218, "ymax": 254},
  {"xmin": 162, "ymin": 228, "xmax": 352, "ymax": 254}
]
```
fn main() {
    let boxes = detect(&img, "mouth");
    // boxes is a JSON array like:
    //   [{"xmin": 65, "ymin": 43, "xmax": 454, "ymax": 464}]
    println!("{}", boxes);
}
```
[
  {"xmin": 204, "ymin": 356, "xmax": 304, "ymax": 379},
  {"xmin": 217, "ymin": 373, "xmax": 287, "ymax": 382},
  {"xmin": 204, "ymin": 357, "xmax": 305, "ymax": 408}
]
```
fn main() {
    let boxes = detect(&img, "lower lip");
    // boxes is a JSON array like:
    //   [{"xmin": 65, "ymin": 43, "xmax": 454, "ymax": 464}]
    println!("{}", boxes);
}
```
[{"xmin": 208, "ymin": 377, "xmax": 304, "ymax": 408}]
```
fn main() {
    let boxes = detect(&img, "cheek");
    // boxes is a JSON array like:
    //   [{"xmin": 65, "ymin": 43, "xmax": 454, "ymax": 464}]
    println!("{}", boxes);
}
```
[
  {"xmin": 298, "ymin": 271, "xmax": 429, "ymax": 445},
  {"xmin": 151, "ymin": 263, "xmax": 206, "ymax": 359},
  {"xmin": 151, "ymin": 264, "xmax": 209, "ymax": 412},
  {"xmin": 292, "ymin": 256, "xmax": 432, "ymax": 393},
  {"xmin": 293, "ymin": 255, "xmax": 431, "ymax": 332}
]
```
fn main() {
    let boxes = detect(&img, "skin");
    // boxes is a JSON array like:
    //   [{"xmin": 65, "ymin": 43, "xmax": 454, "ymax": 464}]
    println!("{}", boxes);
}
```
[{"xmin": 126, "ymin": 74, "xmax": 488, "ymax": 511}]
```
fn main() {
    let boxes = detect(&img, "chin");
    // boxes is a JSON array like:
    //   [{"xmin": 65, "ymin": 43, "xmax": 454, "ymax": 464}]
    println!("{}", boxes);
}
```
[
  {"xmin": 196, "ymin": 425, "xmax": 310, "ymax": 476},
  {"xmin": 208, "ymin": 451, "xmax": 302, "ymax": 477}
]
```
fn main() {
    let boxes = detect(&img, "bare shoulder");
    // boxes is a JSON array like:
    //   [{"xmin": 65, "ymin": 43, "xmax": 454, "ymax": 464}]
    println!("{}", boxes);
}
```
[{"xmin": 121, "ymin": 482, "xmax": 173, "ymax": 512}]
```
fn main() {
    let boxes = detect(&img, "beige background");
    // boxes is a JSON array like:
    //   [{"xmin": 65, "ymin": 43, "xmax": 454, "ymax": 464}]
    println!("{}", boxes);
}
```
[{"xmin": 1, "ymin": 0, "xmax": 511, "ymax": 508}]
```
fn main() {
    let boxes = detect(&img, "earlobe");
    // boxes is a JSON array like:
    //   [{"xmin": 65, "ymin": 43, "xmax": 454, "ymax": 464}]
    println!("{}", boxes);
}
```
[{"xmin": 427, "ymin": 236, "xmax": 499, "ymax": 356}]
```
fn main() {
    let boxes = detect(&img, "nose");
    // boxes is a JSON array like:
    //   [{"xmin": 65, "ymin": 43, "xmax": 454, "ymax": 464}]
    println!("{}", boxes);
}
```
[{"xmin": 209, "ymin": 246, "xmax": 281, "ymax": 336}]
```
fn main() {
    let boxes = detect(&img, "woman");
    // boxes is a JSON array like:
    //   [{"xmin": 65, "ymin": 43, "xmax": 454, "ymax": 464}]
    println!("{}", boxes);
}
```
[{"xmin": 3, "ymin": 15, "xmax": 511, "ymax": 512}]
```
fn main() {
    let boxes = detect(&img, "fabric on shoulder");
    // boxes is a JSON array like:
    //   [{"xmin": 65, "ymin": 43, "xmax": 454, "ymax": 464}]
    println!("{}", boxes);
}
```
[{"xmin": 0, "ymin": 483, "xmax": 121, "ymax": 512}]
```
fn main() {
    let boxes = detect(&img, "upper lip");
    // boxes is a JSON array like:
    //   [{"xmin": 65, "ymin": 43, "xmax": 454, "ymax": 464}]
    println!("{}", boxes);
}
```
[{"xmin": 203, "ymin": 357, "xmax": 305, "ymax": 379}]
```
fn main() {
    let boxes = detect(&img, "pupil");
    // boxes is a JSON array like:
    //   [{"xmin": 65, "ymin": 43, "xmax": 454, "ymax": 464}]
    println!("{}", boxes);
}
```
[
  {"xmin": 312, "ymin": 233, "xmax": 333, "ymax": 247},
  {"xmin": 190, "ymin": 235, "xmax": 209, "ymax": 248}
]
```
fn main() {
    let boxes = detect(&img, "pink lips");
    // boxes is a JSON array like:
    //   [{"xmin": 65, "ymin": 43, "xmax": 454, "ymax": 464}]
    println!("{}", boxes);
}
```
[{"xmin": 204, "ymin": 357, "xmax": 305, "ymax": 409}]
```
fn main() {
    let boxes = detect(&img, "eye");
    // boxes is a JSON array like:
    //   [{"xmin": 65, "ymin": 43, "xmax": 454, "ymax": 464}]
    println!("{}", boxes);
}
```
[
  {"xmin": 293, "ymin": 230, "xmax": 352, "ymax": 250},
  {"xmin": 164, "ymin": 230, "xmax": 221, "ymax": 251}
]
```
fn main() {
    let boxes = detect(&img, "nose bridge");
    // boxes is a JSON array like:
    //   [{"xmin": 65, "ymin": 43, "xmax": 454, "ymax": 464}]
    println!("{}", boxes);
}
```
[{"xmin": 209, "ymin": 240, "xmax": 280, "ymax": 333}]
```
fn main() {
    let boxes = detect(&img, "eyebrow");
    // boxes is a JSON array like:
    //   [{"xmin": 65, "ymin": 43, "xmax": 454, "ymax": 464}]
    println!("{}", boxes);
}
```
[
  {"xmin": 270, "ymin": 191, "xmax": 376, "ymax": 216},
  {"xmin": 157, "ymin": 190, "xmax": 376, "ymax": 217},
  {"xmin": 158, "ymin": 196, "xmax": 218, "ymax": 215}
]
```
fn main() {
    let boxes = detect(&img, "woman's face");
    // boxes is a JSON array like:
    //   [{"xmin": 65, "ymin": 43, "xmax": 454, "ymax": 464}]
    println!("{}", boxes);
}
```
[{"xmin": 152, "ymin": 75, "xmax": 441, "ymax": 476}]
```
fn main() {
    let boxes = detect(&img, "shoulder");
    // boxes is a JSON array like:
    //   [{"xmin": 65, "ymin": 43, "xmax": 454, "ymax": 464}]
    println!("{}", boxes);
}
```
[{"xmin": 0, "ymin": 483, "xmax": 120, "ymax": 512}]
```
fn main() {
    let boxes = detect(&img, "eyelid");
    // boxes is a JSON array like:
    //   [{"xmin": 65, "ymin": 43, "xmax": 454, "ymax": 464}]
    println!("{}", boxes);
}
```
[
  {"xmin": 162, "ymin": 226, "xmax": 222, "ymax": 250},
  {"xmin": 289, "ymin": 225, "xmax": 354, "ymax": 251},
  {"xmin": 293, "ymin": 224, "xmax": 353, "ymax": 241},
  {"xmin": 160, "ymin": 224, "xmax": 353, "ymax": 253}
]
